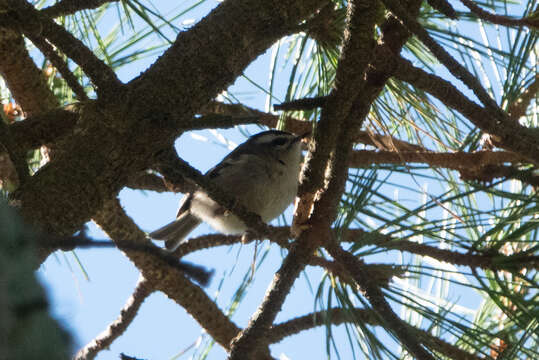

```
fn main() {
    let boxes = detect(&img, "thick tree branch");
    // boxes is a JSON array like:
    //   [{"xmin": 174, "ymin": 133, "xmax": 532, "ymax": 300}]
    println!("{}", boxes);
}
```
[
  {"xmin": 74, "ymin": 276, "xmax": 153, "ymax": 360},
  {"xmin": 0, "ymin": 119, "xmax": 29, "ymax": 185},
  {"xmin": 8, "ymin": 108, "xmax": 78, "ymax": 151},
  {"xmin": 41, "ymin": 0, "xmax": 119, "ymax": 18},
  {"xmin": 0, "ymin": 27, "xmax": 58, "ymax": 114}
]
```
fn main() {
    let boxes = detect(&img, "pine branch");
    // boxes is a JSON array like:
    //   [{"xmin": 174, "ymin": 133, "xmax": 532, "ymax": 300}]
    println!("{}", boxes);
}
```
[
  {"xmin": 74, "ymin": 276, "xmax": 153, "ymax": 360},
  {"xmin": 267, "ymin": 307, "xmax": 483, "ymax": 360},
  {"xmin": 41, "ymin": 0, "xmax": 119, "ymax": 18},
  {"xmin": 458, "ymin": 0, "xmax": 538, "ymax": 29},
  {"xmin": 381, "ymin": 0, "xmax": 499, "ymax": 110},
  {"xmin": 326, "ymin": 243, "xmax": 435, "ymax": 360},
  {"xmin": 391, "ymin": 55, "xmax": 539, "ymax": 164},
  {"xmin": 350, "ymin": 230, "xmax": 539, "ymax": 271},
  {"xmin": 27, "ymin": 35, "xmax": 88, "ymax": 101},
  {"xmin": 3, "ymin": 0, "xmax": 121, "ymax": 96},
  {"xmin": 349, "ymin": 150, "xmax": 525, "ymax": 168},
  {"xmin": 0, "ymin": 28, "xmax": 58, "ymax": 114},
  {"xmin": 7, "ymin": 108, "xmax": 78, "ymax": 151}
]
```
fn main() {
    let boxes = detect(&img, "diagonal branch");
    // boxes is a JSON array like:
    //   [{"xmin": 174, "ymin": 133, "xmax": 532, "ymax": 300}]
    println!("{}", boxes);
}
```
[
  {"xmin": 268, "ymin": 307, "xmax": 483, "ymax": 360},
  {"xmin": 74, "ymin": 276, "xmax": 153, "ymax": 360},
  {"xmin": 326, "ymin": 243, "xmax": 435, "ymax": 360},
  {"xmin": 0, "ymin": 27, "xmax": 58, "ymax": 115},
  {"xmin": 391, "ymin": 55, "xmax": 539, "ymax": 164},
  {"xmin": 508, "ymin": 75, "xmax": 539, "ymax": 120},
  {"xmin": 41, "ymin": 0, "xmax": 119, "ymax": 18},
  {"xmin": 3, "ymin": 0, "xmax": 121, "ymax": 95},
  {"xmin": 459, "ymin": 0, "xmax": 539, "ymax": 29},
  {"xmin": 381, "ymin": 0, "xmax": 498, "ymax": 110},
  {"xmin": 27, "ymin": 35, "xmax": 88, "ymax": 101}
]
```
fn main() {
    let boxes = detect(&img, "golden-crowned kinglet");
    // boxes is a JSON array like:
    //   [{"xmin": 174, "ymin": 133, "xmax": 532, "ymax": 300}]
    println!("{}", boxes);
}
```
[{"xmin": 150, "ymin": 130, "xmax": 309, "ymax": 251}]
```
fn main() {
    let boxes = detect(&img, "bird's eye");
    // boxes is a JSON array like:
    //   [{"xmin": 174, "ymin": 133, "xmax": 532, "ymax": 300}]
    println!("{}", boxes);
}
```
[{"xmin": 271, "ymin": 137, "xmax": 287, "ymax": 146}]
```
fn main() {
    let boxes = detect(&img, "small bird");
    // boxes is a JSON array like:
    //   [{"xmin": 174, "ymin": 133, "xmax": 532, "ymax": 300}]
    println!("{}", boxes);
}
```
[{"xmin": 150, "ymin": 130, "xmax": 309, "ymax": 251}]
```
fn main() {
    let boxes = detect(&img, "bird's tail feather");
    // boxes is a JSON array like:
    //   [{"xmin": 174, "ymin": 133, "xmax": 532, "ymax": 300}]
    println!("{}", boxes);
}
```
[{"xmin": 149, "ymin": 212, "xmax": 201, "ymax": 251}]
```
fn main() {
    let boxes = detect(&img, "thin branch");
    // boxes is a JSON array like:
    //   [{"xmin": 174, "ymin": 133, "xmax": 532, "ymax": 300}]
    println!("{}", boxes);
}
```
[
  {"xmin": 27, "ymin": 35, "xmax": 88, "ymax": 101},
  {"xmin": 326, "ymin": 243, "xmax": 435, "ymax": 360},
  {"xmin": 41, "ymin": 236, "xmax": 213, "ymax": 285},
  {"xmin": 267, "ymin": 307, "xmax": 378, "ymax": 343},
  {"xmin": 381, "ymin": 0, "xmax": 498, "ymax": 110},
  {"xmin": 3, "ymin": 0, "xmax": 121, "ymax": 96},
  {"xmin": 359, "ymin": 236, "xmax": 539, "ymax": 271},
  {"xmin": 41, "ymin": 0, "xmax": 119, "ymax": 18},
  {"xmin": 350, "ymin": 149, "xmax": 525, "ymax": 167},
  {"xmin": 508, "ymin": 75, "xmax": 539, "ymax": 120},
  {"xmin": 425, "ymin": 0, "xmax": 457, "ymax": 19},
  {"xmin": 459, "ymin": 0, "xmax": 539, "ymax": 29},
  {"xmin": 391, "ymin": 55, "xmax": 539, "ymax": 164},
  {"xmin": 273, "ymin": 96, "xmax": 327, "ymax": 111},
  {"xmin": 268, "ymin": 308, "xmax": 483, "ymax": 360},
  {"xmin": 125, "ymin": 172, "xmax": 170, "ymax": 193},
  {"xmin": 74, "ymin": 276, "xmax": 153, "ymax": 360}
]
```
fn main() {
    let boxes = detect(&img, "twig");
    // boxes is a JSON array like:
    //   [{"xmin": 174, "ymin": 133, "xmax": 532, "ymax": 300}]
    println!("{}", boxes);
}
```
[
  {"xmin": 74, "ymin": 276, "xmax": 153, "ymax": 360},
  {"xmin": 360, "ymin": 237, "xmax": 539, "ymax": 271},
  {"xmin": 273, "ymin": 96, "xmax": 328, "ymax": 111},
  {"xmin": 41, "ymin": 0, "xmax": 119, "ymax": 18},
  {"xmin": 26, "ymin": 35, "xmax": 88, "ymax": 101},
  {"xmin": 267, "ymin": 307, "xmax": 379, "ymax": 343},
  {"xmin": 381, "ymin": 0, "xmax": 498, "ymax": 110},
  {"xmin": 41, "ymin": 235, "xmax": 213, "ymax": 285},
  {"xmin": 326, "ymin": 243, "xmax": 435, "ymax": 360},
  {"xmin": 459, "ymin": 0, "xmax": 538, "ymax": 29}
]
